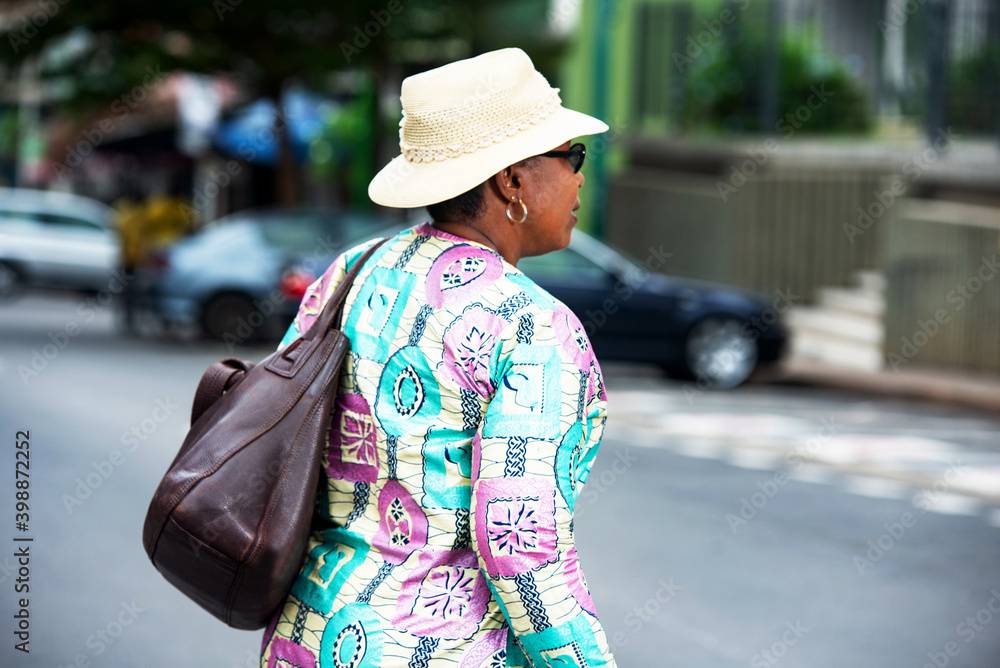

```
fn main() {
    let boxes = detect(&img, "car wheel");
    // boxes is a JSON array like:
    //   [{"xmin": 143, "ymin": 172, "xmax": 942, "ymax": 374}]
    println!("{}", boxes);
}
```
[
  {"xmin": 683, "ymin": 316, "xmax": 759, "ymax": 390},
  {"xmin": 200, "ymin": 293, "xmax": 260, "ymax": 342},
  {"xmin": 0, "ymin": 261, "xmax": 25, "ymax": 301}
]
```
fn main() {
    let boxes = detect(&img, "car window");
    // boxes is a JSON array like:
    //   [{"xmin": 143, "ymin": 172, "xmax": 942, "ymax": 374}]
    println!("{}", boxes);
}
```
[
  {"xmin": 0, "ymin": 209, "xmax": 39, "ymax": 224},
  {"xmin": 517, "ymin": 247, "xmax": 609, "ymax": 283},
  {"xmin": 36, "ymin": 212, "xmax": 105, "ymax": 232},
  {"xmin": 339, "ymin": 215, "xmax": 392, "ymax": 243},
  {"xmin": 259, "ymin": 217, "xmax": 334, "ymax": 252},
  {"xmin": 258, "ymin": 214, "xmax": 388, "ymax": 253}
]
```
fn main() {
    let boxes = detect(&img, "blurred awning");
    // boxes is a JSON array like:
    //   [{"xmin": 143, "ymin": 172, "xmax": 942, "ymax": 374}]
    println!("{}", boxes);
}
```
[{"xmin": 212, "ymin": 89, "xmax": 335, "ymax": 167}]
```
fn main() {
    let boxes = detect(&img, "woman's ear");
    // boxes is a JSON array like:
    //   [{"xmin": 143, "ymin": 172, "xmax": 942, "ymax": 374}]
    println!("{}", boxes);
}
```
[
  {"xmin": 493, "ymin": 166, "xmax": 521, "ymax": 202},
  {"xmin": 497, "ymin": 159, "xmax": 538, "ymax": 201}
]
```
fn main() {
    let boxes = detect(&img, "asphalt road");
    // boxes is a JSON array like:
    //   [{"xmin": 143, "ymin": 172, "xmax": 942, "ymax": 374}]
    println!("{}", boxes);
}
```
[{"xmin": 1, "ymin": 293, "xmax": 998, "ymax": 668}]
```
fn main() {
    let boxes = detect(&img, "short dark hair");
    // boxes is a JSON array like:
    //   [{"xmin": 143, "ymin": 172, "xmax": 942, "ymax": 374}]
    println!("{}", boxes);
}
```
[
  {"xmin": 425, "ymin": 156, "xmax": 541, "ymax": 222},
  {"xmin": 426, "ymin": 182, "xmax": 486, "ymax": 222}
]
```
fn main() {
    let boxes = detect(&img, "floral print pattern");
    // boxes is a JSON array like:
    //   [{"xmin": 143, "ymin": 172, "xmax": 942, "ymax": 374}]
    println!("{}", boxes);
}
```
[
  {"xmin": 261, "ymin": 224, "xmax": 615, "ymax": 667},
  {"xmin": 373, "ymin": 481, "xmax": 428, "ymax": 565},
  {"xmin": 475, "ymin": 476, "xmax": 558, "ymax": 578},
  {"xmin": 487, "ymin": 500, "xmax": 540, "ymax": 555},
  {"xmin": 394, "ymin": 548, "xmax": 490, "ymax": 640},
  {"xmin": 327, "ymin": 393, "xmax": 378, "ymax": 483},
  {"xmin": 440, "ymin": 306, "xmax": 507, "ymax": 397}
]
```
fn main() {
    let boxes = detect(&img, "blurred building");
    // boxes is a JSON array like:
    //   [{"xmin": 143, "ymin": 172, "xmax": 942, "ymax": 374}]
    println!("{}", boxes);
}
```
[{"xmin": 560, "ymin": 0, "xmax": 1000, "ymax": 375}]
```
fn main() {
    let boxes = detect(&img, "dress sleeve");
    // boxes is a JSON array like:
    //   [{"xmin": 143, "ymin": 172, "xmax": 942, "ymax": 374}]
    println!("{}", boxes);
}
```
[
  {"xmin": 470, "ymin": 304, "xmax": 616, "ymax": 667},
  {"xmin": 276, "ymin": 238, "xmax": 383, "ymax": 351}
]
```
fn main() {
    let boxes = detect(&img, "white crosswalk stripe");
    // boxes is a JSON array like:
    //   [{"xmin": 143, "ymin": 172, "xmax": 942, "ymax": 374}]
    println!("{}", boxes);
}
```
[{"xmin": 605, "ymin": 386, "xmax": 1000, "ymax": 526}]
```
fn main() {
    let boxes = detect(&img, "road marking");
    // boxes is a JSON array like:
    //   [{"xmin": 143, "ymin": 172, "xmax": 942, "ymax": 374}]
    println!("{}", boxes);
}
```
[
  {"xmin": 671, "ymin": 439, "xmax": 727, "ymax": 460},
  {"xmin": 841, "ymin": 476, "xmax": 911, "ymax": 500},
  {"xmin": 818, "ymin": 435, "xmax": 962, "ymax": 465},
  {"xmin": 607, "ymin": 426, "xmax": 667, "ymax": 451},
  {"xmin": 915, "ymin": 492, "xmax": 982, "ymax": 517},
  {"xmin": 606, "ymin": 412, "xmax": 1000, "ymax": 516},
  {"xmin": 789, "ymin": 464, "xmax": 838, "ymax": 485},
  {"xmin": 725, "ymin": 449, "xmax": 783, "ymax": 470},
  {"xmin": 944, "ymin": 467, "xmax": 1000, "ymax": 502},
  {"xmin": 651, "ymin": 616, "xmax": 750, "ymax": 663},
  {"xmin": 656, "ymin": 413, "xmax": 814, "ymax": 442}
]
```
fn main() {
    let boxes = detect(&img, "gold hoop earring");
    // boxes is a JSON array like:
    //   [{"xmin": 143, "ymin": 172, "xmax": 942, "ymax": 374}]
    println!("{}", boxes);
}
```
[{"xmin": 506, "ymin": 196, "xmax": 528, "ymax": 224}]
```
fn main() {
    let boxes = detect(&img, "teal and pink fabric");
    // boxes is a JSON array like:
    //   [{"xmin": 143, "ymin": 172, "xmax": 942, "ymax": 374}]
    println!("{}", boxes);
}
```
[{"xmin": 260, "ymin": 223, "xmax": 616, "ymax": 667}]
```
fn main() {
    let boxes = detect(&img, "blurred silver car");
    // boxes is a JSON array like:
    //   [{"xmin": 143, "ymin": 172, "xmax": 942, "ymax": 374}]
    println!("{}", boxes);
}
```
[
  {"xmin": 139, "ymin": 208, "xmax": 407, "ymax": 341},
  {"xmin": 0, "ymin": 188, "xmax": 120, "ymax": 299}
]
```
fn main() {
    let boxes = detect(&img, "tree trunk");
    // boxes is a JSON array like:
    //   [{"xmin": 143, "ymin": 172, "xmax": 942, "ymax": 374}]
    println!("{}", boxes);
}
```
[{"xmin": 273, "ymin": 83, "xmax": 300, "ymax": 207}]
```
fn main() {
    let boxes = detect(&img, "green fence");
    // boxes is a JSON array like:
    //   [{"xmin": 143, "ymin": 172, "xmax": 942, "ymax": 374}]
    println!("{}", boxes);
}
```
[
  {"xmin": 629, "ymin": 0, "xmax": 1000, "ymax": 141},
  {"xmin": 885, "ymin": 199, "xmax": 1000, "ymax": 373},
  {"xmin": 607, "ymin": 160, "xmax": 886, "ymax": 300}
]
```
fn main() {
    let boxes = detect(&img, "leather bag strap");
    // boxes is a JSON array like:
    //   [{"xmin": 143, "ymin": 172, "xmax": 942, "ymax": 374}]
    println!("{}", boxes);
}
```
[
  {"xmin": 302, "ymin": 237, "xmax": 390, "ymax": 341},
  {"xmin": 190, "ymin": 358, "xmax": 256, "ymax": 425}
]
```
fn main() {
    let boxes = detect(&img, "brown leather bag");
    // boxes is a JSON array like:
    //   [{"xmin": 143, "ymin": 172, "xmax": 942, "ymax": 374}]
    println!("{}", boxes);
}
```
[{"xmin": 142, "ymin": 238, "xmax": 387, "ymax": 630}]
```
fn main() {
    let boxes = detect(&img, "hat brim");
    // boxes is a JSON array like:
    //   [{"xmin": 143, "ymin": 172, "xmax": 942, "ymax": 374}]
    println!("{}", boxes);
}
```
[{"xmin": 368, "ymin": 107, "xmax": 610, "ymax": 209}]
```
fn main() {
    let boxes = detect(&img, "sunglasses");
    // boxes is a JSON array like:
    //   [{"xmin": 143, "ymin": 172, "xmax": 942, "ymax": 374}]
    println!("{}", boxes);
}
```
[{"xmin": 539, "ymin": 142, "xmax": 586, "ymax": 173}]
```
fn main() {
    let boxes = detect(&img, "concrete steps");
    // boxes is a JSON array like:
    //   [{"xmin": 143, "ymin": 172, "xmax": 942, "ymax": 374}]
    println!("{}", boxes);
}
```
[{"xmin": 786, "ymin": 271, "xmax": 886, "ymax": 372}]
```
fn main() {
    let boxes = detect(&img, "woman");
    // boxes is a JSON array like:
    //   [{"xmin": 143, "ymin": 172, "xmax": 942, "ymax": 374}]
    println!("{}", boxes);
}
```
[{"xmin": 262, "ymin": 48, "xmax": 617, "ymax": 668}]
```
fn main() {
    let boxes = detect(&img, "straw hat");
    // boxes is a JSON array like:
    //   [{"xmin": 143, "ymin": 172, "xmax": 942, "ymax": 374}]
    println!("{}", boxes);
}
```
[{"xmin": 368, "ymin": 48, "xmax": 609, "ymax": 209}]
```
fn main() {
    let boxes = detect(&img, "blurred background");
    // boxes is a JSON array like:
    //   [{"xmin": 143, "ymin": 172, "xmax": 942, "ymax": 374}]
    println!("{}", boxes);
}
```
[{"xmin": 1, "ymin": 1, "xmax": 999, "ymax": 667}]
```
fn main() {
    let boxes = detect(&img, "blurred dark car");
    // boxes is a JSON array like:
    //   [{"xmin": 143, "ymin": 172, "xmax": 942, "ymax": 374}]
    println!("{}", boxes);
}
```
[
  {"xmin": 139, "ymin": 208, "xmax": 405, "ymax": 341},
  {"xmin": 519, "ymin": 231, "xmax": 787, "ymax": 389},
  {"xmin": 0, "ymin": 187, "xmax": 120, "ymax": 299}
]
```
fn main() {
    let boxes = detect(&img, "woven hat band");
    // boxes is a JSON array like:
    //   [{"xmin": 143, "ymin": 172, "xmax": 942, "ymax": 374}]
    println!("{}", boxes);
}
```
[
  {"xmin": 399, "ymin": 71, "xmax": 562, "ymax": 164},
  {"xmin": 368, "ymin": 48, "xmax": 609, "ymax": 208}
]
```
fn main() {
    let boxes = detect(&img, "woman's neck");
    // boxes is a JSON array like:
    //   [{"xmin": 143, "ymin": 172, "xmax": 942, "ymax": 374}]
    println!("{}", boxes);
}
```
[{"xmin": 430, "ymin": 220, "xmax": 500, "ymax": 254}]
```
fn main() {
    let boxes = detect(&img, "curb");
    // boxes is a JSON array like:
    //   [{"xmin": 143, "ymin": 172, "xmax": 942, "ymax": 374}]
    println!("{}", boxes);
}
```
[{"xmin": 757, "ymin": 359, "xmax": 1000, "ymax": 414}]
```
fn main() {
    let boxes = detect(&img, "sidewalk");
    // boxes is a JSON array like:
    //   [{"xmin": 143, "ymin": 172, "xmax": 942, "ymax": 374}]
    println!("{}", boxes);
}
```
[
  {"xmin": 603, "ymin": 360, "xmax": 1000, "ymax": 518},
  {"xmin": 759, "ymin": 359, "xmax": 1000, "ymax": 414}
]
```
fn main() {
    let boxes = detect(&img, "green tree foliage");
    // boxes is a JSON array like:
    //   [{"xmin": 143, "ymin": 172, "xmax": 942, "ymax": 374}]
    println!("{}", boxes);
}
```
[
  {"xmin": 680, "ymin": 30, "xmax": 872, "ymax": 134},
  {"xmin": 1, "ymin": 0, "xmax": 476, "ymax": 203},
  {"xmin": 947, "ymin": 44, "xmax": 1000, "ymax": 135}
]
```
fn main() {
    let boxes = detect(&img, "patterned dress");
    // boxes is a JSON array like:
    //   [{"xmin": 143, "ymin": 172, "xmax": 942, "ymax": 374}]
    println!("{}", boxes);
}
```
[{"xmin": 260, "ymin": 222, "xmax": 616, "ymax": 668}]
